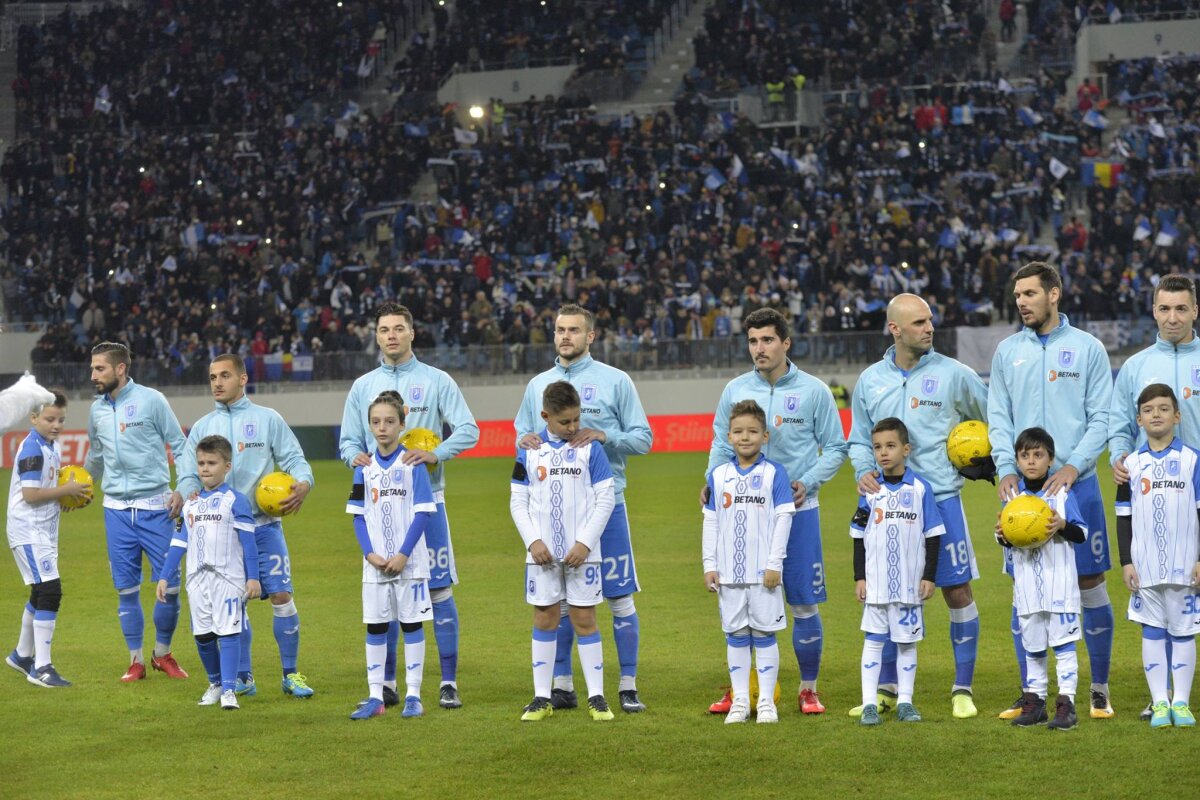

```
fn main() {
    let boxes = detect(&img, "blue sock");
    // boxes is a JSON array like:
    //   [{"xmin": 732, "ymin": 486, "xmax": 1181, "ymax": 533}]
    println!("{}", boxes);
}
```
[
  {"xmin": 217, "ymin": 634, "xmax": 240, "ymax": 692},
  {"xmin": 553, "ymin": 611, "xmax": 575, "ymax": 683},
  {"xmin": 792, "ymin": 613, "xmax": 823, "ymax": 681},
  {"xmin": 612, "ymin": 612, "xmax": 640, "ymax": 680},
  {"xmin": 1011, "ymin": 605, "xmax": 1028, "ymax": 688},
  {"xmin": 273, "ymin": 606, "xmax": 299, "ymax": 677},
  {"xmin": 195, "ymin": 636, "xmax": 220, "ymax": 683},
  {"xmin": 432, "ymin": 596, "xmax": 459, "ymax": 682},
  {"xmin": 118, "ymin": 592, "xmax": 144, "ymax": 651},
  {"xmin": 152, "ymin": 593, "xmax": 180, "ymax": 649},
  {"xmin": 878, "ymin": 639, "xmax": 898, "ymax": 689},
  {"xmin": 238, "ymin": 617, "xmax": 253, "ymax": 681},
  {"xmin": 1081, "ymin": 599, "xmax": 1114, "ymax": 686},
  {"xmin": 949, "ymin": 603, "xmax": 979, "ymax": 691},
  {"xmin": 384, "ymin": 620, "xmax": 400, "ymax": 683}
]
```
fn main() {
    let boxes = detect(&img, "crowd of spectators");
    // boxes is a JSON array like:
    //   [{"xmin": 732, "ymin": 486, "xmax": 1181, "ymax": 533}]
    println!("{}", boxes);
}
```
[
  {"xmin": 3, "ymin": 2, "xmax": 1200, "ymax": 382},
  {"xmin": 690, "ymin": 0, "xmax": 990, "ymax": 95},
  {"xmin": 12, "ymin": 0, "xmax": 409, "ymax": 135}
]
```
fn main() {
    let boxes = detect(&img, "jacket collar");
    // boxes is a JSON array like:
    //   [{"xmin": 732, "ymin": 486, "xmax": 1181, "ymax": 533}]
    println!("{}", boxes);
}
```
[
  {"xmin": 1154, "ymin": 333, "xmax": 1200, "ymax": 355},
  {"xmin": 103, "ymin": 378, "xmax": 138, "ymax": 404},
  {"xmin": 1021, "ymin": 312, "xmax": 1070, "ymax": 343},
  {"xmin": 884, "ymin": 346, "xmax": 937, "ymax": 374},
  {"xmin": 214, "ymin": 395, "xmax": 254, "ymax": 413},
  {"xmin": 378, "ymin": 354, "xmax": 421, "ymax": 375},
  {"xmin": 554, "ymin": 354, "xmax": 594, "ymax": 375},
  {"xmin": 752, "ymin": 360, "xmax": 799, "ymax": 386}
]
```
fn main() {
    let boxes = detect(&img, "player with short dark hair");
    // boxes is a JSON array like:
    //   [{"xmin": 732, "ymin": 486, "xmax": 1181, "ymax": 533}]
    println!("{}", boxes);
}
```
[
  {"xmin": 159, "ymin": 434, "xmax": 261, "ymax": 710},
  {"xmin": 989, "ymin": 262, "xmax": 1116, "ymax": 720},
  {"xmin": 515, "ymin": 305, "xmax": 653, "ymax": 714},
  {"xmin": 706, "ymin": 306, "xmax": 848, "ymax": 716},
  {"xmin": 995, "ymin": 426, "xmax": 1088, "ymax": 730},
  {"xmin": 176, "ymin": 353, "xmax": 316, "ymax": 699},
  {"xmin": 1116, "ymin": 383, "xmax": 1200, "ymax": 728},
  {"xmin": 6, "ymin": 391, "xmax": 91, "ymax": 687},
  {"xmin": 850, "ymin": 294, "xmax": 989, "ymax": 720},
  {"xmin": 341, "ymin": 303, "xmax": 480, "ymax": 709},
  {"xmin": 512, "ymin": 381, "xmax": 618, "ymax": 721},
  {"xmin": 85, "ymin": 341, "xmax": 190, "ymax": 682},
  {"xmin": 703, "ymin": 399, "xmax": 794, "ymax": 724},
  {"xmin": 1109, "ymin": 275, "xmax": 1200, "ymax": 720}
]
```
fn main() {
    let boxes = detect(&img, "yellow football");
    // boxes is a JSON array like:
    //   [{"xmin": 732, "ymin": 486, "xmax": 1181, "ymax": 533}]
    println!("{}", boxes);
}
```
[
  {"xmin": 1000, "ymin": 493, "xmax": 1056, "ymax": 549},
  {"xmin": 750, "ymin": 668, "xmax": 782, "ymax": 706},
  {"xmin": 947, "ymin": 420, "xmax": 991, "ymax": 469},
  {"xmin": 57, "ymin": 465, "xmax": 94, "ymax": 510},
  {"xmin": 399, "ymin": 427, "xmax": 442, "ymax": 472},
  {"xmin": 255, "ymin": 471, "xmax": 295, "ymax": 517}
]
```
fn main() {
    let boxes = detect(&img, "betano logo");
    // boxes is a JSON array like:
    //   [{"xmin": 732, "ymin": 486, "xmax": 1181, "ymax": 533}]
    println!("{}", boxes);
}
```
[
  {"xmin": 874, "ymin": 507, "xmax": 884, "ymax": 524},
  {"xmin": 1141, "ymin": 477, "xmax": 1151, "ymax": 495},
  {"xmin": 722, "ymin": 492, "xmax": 733, "ymax": 509},
  {"xmin": 371, "ymin": 487, "xmax": 379, "ymax": 503},
  {"xmin": 536, "ymin": 465, "xmax": 548, "ymax": 482},
  {"xmin": 774, "ymin": 415, "xmax": 782, "ymax": 427}
]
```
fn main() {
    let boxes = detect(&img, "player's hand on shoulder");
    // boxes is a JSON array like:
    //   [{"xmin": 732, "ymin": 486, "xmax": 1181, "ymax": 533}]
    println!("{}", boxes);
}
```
[
  {"xmin": 1112, "ymin": 453, "xmax": 1130, "ymax": 484},
  {"xmin": 529, "ymin": 540, "xmax": 553, "ymax": 565},
  {"xmin": 704, "ymin": 571, "xmax": 719, "ymax": 592},
  {"xmin": 279, "ymin": 481, "xmax": 311, "ymax": 515},
  {"xmin": 518, "ymin": 433, "xmax": 543, "ymax": 450},
  {"xmin": 245, "ymin": 579, "xmax": 262, "ymax": 600},
  {"xmin": 569, "ymin": 428, "xmax": 606, "ymax": 447},
  {"xmin": 997, "ymin": 474, "xmax": 1019, "ymax": 503},
  {"xmin": 401, "ymin": 449, "xmax": 438, "ymax": 467},
  {"xmin": 857, "ymin": 471, "xmax": 881, "ymax": 496},
  {"xmin": 167, "ymin": 491, "xmax": 184, "ymax": 518},
  {"xmin": 1043, "ymin": 465, "xmax": 1078, "ymax": 496},
  {"xmin": 352, "ymin": 453, "xmax": 372, "ymax": 467},
  {"xmin": 763, "ymin": 569, "xmax": 781, "ymax": 589}
]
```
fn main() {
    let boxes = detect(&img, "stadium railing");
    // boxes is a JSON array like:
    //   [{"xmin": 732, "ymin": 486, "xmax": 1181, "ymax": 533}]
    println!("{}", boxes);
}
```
[{"xmin": 30, "ymin": 330, "xmax": 950, "ymax": 390}]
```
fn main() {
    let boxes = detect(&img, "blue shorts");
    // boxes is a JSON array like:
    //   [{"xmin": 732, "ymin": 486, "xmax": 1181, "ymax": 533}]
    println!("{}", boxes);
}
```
[
  {"xmin": 254, "ymin": 520, "xmax": 293, "ymax": 597},
  {"xmin": 425, "ymin": 502, "xmax": 458, "ymax": 590},
  {"xmin": 934, "ymin": 495, "xmax": 979, "ymax": 587},
  {"xmin": 783, "ymin": 506, "xmax": 826, "ymax": 606},
  {"xmin": 599, "ymin": 503, "xmax": 639, "ymax": 598},
  {"xmin": 105, "ymin": 507, "xmax": 178, "ymax": 591},
  {"xmin": 1069, "ymin": 473, "xmax": 1110, "ymax": 577}
]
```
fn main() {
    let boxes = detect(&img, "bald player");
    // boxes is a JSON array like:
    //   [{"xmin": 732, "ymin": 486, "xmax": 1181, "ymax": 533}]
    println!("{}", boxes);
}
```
[{"xmin": 849, "ymin": 294, "xmax": 991, "ymax": 719}]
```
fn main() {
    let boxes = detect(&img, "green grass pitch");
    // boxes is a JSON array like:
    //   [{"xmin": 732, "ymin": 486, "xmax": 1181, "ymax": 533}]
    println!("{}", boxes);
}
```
[{"xmin": 2, "ymin": 454, "xmax": 1197, "ymax": 798}]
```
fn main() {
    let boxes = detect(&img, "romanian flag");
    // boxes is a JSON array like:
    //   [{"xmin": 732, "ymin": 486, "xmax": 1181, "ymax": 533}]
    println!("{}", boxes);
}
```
[{"xmin": 1081, "ymin": 161, "xmax": 1123, "ymax": 188}]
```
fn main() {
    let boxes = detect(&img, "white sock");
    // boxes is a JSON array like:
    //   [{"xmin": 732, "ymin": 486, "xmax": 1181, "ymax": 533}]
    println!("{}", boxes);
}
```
[
  {"xmin": 1171, "ymin": 638, "xmax": 1196, "ymax": 707},
  {"xmin": 533, "ymin": 633, "xmax": 556, "ymax": 699},
  {"xmin": 16, "ymin": 605, "xmax": 34, "ymax": 658},
  {"xmin": 577, "ymin": 633, "xmax": 605, "ymax": 699},
  {"xmin": 896, "ymin": 642, "xmax": 917, "ymax": 704},
  {"xmin": 153, "ymin": 642, "xmax": 170, "ymax": 658},
  {"xmin": 727, "ymin": 641, "xmax": 752, "ymax": 701},
  {"xmin": 383, "ymin": 679, "xmax": 397, "ymax": 691},
  {"xmin": 1143, "ymin": 635, "xmax": 1170, "ymax": 704},
  {"xmin": 366, "ymin": 638, "xmax": 386, "ymax": 702},
  {"xmin": 861, "ymin": 638, "xmax": 884, "ymax": 707},
  {"xmin": 552, "ymin": 675, "xmax": 574, "ymax": 692},
  {"xmin": 753, "ymin": 638, "xmax": 779, "ymax": 706},
  {"xmin": 32, "ymin": 617, "xmax": 55, "ymax": 669},
  {"xmin": 130, "ymin": 647, "xmax": 144, "ymax": 665},
  {"xmin": 1055, "ymin": 647, "xmax": 1079, "ymax": 699},
  {"xmin": 1026, "ymin": 652, "xmax": 1049, "ymax": 698},
  {"xmin": 404, "ymin": 638, "xmax": 425, "ymax": 699}
]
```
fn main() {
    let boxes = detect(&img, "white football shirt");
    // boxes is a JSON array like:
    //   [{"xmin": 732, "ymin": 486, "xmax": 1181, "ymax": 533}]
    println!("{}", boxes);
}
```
[
  {"xmin": 850, "ymin": 469, "xmax": 944, "ymax": 605},
  {"xmin": 1116, "ymin": 438, "xmax": 1200, "ymax": 587},
  {"xmin": 177, "ymin": 486, "xmax": 256, "ymax": 583},
  {"xmin": 510, "ymin": 435, "xmax": 615, "ymax": 562},
  {"xmin": 347, "ymin": 447, "xmax": 437, "ymax": 583},
  {"xmin": 703, "ymin": 455, "xmax": 795, "ymax": 583},
  {"xmin": 1010, "ymin": 483, "xmax": 1084, "ymax": 615},
  {"xmin": 6, "ymin": 430, "xmax": 60, "ymax": 547}
]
